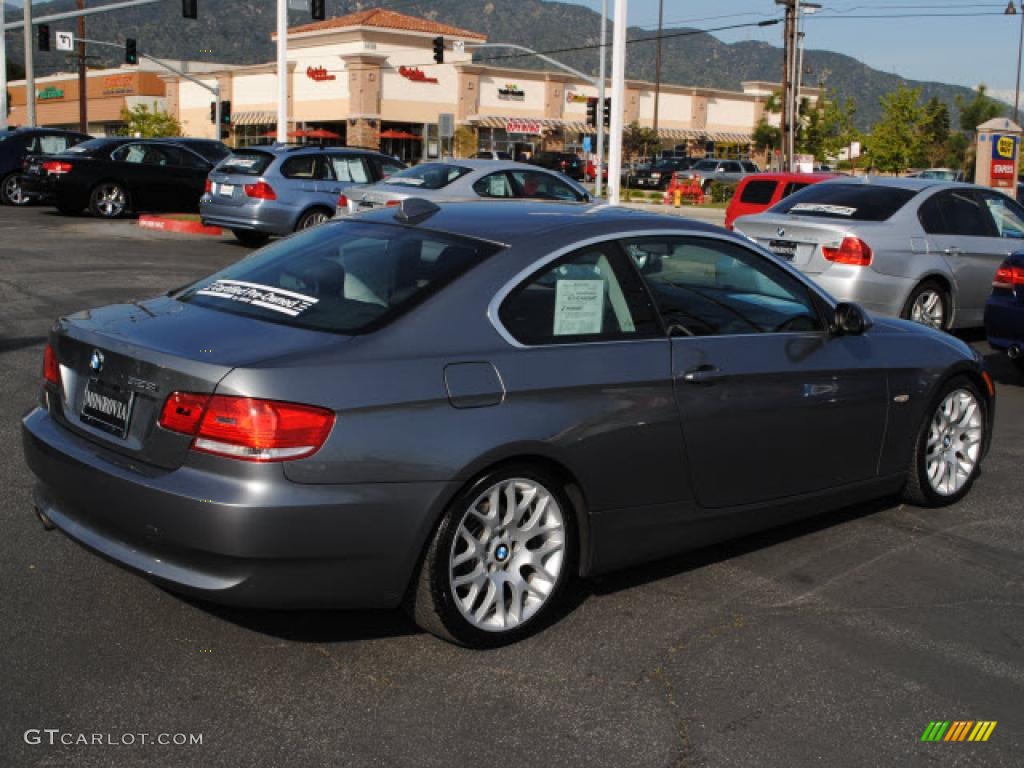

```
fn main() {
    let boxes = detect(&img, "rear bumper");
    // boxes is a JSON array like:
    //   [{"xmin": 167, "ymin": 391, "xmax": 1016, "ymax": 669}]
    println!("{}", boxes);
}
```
[
  {"xmin": 199, "ymin": 197, "xmax": 296, "ymax": 236},
  {"xmin": 22, "ymin": 406, "xmax": 455, "ymax": 609},
  {"xmin": 984, "ymin": 295, "xmax": 1024, "ymax": 350}
]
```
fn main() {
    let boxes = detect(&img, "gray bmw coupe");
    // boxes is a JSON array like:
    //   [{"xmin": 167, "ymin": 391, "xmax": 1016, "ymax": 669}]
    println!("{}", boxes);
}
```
[{"xmin": 23, "ymin": 199, "xmax": 994, "ymax": 647}]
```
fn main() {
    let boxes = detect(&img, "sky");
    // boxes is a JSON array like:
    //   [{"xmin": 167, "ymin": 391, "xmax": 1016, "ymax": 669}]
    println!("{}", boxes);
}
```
[{"xmin": 567, "ymin": 0, "xmax": 1022, "ymax": 102}]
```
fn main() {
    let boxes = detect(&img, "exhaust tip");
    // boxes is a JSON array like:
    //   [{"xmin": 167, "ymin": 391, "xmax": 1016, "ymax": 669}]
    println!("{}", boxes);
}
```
[
  {"xmin": 1009, "ymin": 344, "xmax": 1022, "ymax": 360},
  {"xmin": 34, "ymin": 506, "xmax": 56, "ymax": 531}
]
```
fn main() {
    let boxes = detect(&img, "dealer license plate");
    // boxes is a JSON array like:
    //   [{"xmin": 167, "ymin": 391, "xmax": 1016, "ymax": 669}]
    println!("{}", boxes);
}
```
[{"xmin": 81, "ymin": 379, "xmax": 134, "ymax": 439}]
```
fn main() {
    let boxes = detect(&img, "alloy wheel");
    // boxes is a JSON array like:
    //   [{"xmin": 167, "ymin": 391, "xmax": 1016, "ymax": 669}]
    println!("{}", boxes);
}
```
[
  {"xmin": 925, "ymin": 388, "xmax": 983, "ymax": 496},
  {"xmin": 910, "ymin": 289, "xmax": 945, "ymax": 329},
  {"xmin": 3, "ymin": 174, "xmax": 26, "ymax": 205},
  {"xmin": 94, "ymin": 184, "xmax": 126, "ymax": 217},
  {"xmin": 299, "ymin": 210, "xmax": 330, "ymax": 229},
  {"xmin": 448, "ymin": 477, "xmax": 566, "ymax": 632}
]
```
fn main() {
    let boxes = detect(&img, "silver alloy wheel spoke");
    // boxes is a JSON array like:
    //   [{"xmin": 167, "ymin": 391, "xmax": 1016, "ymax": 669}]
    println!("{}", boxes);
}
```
[
  {"xmin": 5, "ymin": 176, "xmax": 24, "ymax": 204},
  {"xmin": 911, "ymin": 290, "xmax": 944, "ymax": 329},
  {"xmin": 449, "ymin": 477, "xmax": 566, "ymax": 632},
  {"xmin": 925, "ymin": 388, "xmax": 983, "ymax": 496},
  {"xmin": 98, "ymin": 185, "xmax": 124, "ymax": 217}
]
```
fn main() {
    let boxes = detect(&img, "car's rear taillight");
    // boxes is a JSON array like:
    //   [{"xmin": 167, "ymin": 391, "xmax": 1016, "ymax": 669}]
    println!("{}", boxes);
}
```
[
  {"xmin": 159, "ymin": 393, "xmax": 334, "ymax": 462},
  {"xmin": 41, "ymin": 161, "xmax": 73, "ymax": 175},
  {"xmin": 43, "ymin": 343, "xmax": 60, "ymax": 386},
  {"xmin": 337, "ymin": 193, "xmax": 349, "ymax": 209},
  {"xmin": 204, "ymin": 178, "xmax": 213, "ymax": 194},
  {"xmin": 822, "ymin": 237, "xmax": 872, "ymax": 266},
  {"xmin": 385, "ymin": 199, "xmax": 401, "ymax": 208},
  {"xmin": 993, "ymin": 260, "xmax": 1024, "ymax": 289},
  {"xmin": 243, "ymin": 181, "xmax": 277, "ymax": 200}
]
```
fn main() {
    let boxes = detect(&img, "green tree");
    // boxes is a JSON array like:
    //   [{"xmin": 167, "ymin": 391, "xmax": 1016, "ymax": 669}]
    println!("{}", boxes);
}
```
[
  {"xmin": 919, "ymin": 97, "xmax": 951, "ymax": 167},
  {"xmin": 818, "ymin": 91, "xmax": 858, "ymax": 162},
  {"xmin": 752, "ymin": 118, "xmax": 780, "ymax": 154},
  {"xmin": 956, "ymin": 84, "xmax": 1004, "ymax": 133},
  {"xmin": 453, "ymin": 126, "xmax": 477, "ymax": 158},
  {"xmin": 117, "ymin": 103, "xmax": 181, "ymax": 138},
  {"xmin": 622, "ymin": 122, "xmax": 661, "ymax": 161},
  {"xmin": 945, "ymin": 132, "xmax": 970, "ymax": 175},
  {"xmin": 866, "ymin": 85, "xmax": 924, "ymax": 174}
]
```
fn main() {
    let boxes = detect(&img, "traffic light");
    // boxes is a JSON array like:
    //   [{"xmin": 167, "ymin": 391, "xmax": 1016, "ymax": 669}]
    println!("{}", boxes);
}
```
[
  {"xmin": 182, "ymin": 0, "xmax": 197, "ymax": 19},
  {"xmin": 311, "ymin": 0, "xmax": 325, "ymax": 21},
  {"xmin": 432, "ymin": 36, "xmax": 444, "ymax": 64},
  {"xmin": 125, "ymin": 38, "xmax": 138, "ymax": 65},
  {"xmin": 586, "ymin": 97, "xmax": 597, "ymax": 128},
  {"xmin": 38, "ymin": 24, "xmax": 51, "ymax": 52},
  {"xmin": 209, "ymin": 101, "xmax": 216, "ymax": 124},
  {"xmin": 603, "ymin": 97, "xmax": 611, "ymax": 128},
  {"xmin": 221, "ymin": 101, "xmax": 231, "ymax": 125}
]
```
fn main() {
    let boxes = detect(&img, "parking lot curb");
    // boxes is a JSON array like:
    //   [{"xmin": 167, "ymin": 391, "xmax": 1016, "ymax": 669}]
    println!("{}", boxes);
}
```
[{"xmin": 138, "ymin": 215, "xmax": 222, "ymax": 237}]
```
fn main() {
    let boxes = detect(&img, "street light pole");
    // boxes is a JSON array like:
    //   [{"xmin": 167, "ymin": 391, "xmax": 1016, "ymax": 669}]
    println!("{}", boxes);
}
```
[
  {"xmin": 277, "ymin": 0, "xmax": 288, "ymax": 143},
  {"xmin": 1008, "ymin": 1, "xmax": 1023, "ymax": 125},
  {"xmin": 24, "ymin": 0, "xmax": 35, "ymax": 127},
  {"xmin": 595, "ymin": 0, "xmax": 607, "ymax": 198},
  {"xmin": 607, "ymin": 0, "xmax": 628, "ymax": 205}
]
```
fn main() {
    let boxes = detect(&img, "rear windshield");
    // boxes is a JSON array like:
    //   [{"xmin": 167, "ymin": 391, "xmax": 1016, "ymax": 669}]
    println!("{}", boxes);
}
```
[
  {"xmin": 215, "ymin": 150, "xmax": 274, "ymax": 176},
  {"xmin": 182, "ymin": 141, "xmax": 230, "ymax": 164},
  {"xmin": 771, "ymin": 183, "xmax": 918, "ymax": 221},
  {"xmin": 384, "ymin": 163, "xmax": 472, "ymax": 190},
  {"xmin": 65, "ymin": 138, "xmax": 118, "ymax": 156},
  {"xmin": 176, "ymin": 221, "xmax": 502, "ymax": 334},
  {"xmin": 739, "ymin": 180, "xmax": 778, "ymax": 205}
]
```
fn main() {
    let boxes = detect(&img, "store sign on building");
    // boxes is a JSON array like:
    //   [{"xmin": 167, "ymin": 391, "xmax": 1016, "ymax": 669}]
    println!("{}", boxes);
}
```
[
  {"xmin": 306, "ymin": 66, "xmax": 336, "ymax": 82},
  {"xmin": 505, "ymin": 118, "xmax": 542, "ymax": 135},
  {"xmin": 36, "ymin": 86, "xmax": 64, "ymax": 101},
  {"xmin": 399, "ymin": 66, "xmax": 438, "ymax": 84},
  {"xmin": 990, "ymin": 134, "xmax": 1019, "ymax": 190},
  {"xmin": 498, "ymin": 84, "xmax": 525, "ymax": 101},
  {"xmin": 565, "ymin": 91, "xmax": 589, "ymax": 104},
  {"xmin": 102, "ymin": 75, "xmax": 135, "ymax": 95}
]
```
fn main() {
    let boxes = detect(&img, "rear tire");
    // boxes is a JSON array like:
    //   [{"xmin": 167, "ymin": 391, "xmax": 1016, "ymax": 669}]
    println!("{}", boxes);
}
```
[
  {"xmin": 295, "ymin": 207, "xmax": 333, "ymax": 231},
  {"xmin": 231, "ymin": 229, "xmax": 270, "ymax": 247},
  {"xmin": 89, "ymin": 182, "xmax": 128, "ymax": 219},
  {"xmin": 408, "ymin": 465, "xmax": 576, "ymax": 647},
  {"xmin": 1, "ymin": 173, "xmax": 28, "ymax": 206},
  {"xmin": 901, "ymin": 280, "xmax": 951, "ymax": 331},
  {"xmin": 903, "ymin": 375, "xmax": 986, "ymax": 507}
]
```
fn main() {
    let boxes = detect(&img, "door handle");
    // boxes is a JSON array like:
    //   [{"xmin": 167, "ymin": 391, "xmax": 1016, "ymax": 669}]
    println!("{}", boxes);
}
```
[
  {"xmin": 943, "ymin": 246, "xmax": 962, "ymax": 256},
  {"xmin": 682, "ymin": 365, "xmax": 725, "ymax": 385}
]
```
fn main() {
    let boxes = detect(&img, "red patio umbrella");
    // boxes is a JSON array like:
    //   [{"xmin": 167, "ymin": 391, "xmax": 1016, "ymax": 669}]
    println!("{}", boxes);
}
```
[
  {"xmin": 259, "ymin": 129, "xmax": 308, "ymax": 138},
  {"xmin": 379, "ymin": 129, "xmax": 422, "ymax": 140},
  {"xmin": 303, "ymin": 128, "xmax": 342, "ymax": 139}
]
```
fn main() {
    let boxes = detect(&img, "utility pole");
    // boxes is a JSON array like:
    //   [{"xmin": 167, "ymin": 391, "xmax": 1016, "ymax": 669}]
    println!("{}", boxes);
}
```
[
  {"xmin": 652, "ymin": 0, "xmax": 663, "ymax": 134},
  {"xmin": 608, "ymin": 0, "xmax": 627, "ymax": 205},
  {"xmin": 277, "ymin": 0, "xmax": 287, "ymax": 143},
  {"xmin": 595, "ymin": 0, "xmax": 607, "ymax": 198},
  {"xmin": 775, "ymin": 0, "xmax": 793, "ymax": 171},
  {"xmin": 24, "ymin": 0, "xmax": 35, "ymax": 127},
  {"xmin": 77, "ymin": 0, "xmax": 87, "ymax": 133}
]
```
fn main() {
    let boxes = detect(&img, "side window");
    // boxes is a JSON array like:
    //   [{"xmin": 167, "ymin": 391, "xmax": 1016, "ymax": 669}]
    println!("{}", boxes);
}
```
[
  {"xmin": 473, "ymin": 172, "xmax": 515, "ymax": 198},
  {"xmin": 329, "ymin": 156, "xmax": 370, "ymax": 183},
  {"xmin": 625, "ymin": 237, "xmax": 824, "ymax": 337},
  {"xmin": 39, "ymin": 135, "xmax": 69, "ymax": 154},
  {"xmin": 280, "ymin": 155, "xmax": 318, "ymax": 179},
  {"xmin": 141, "ymin": 146, "xmax": 171, "ymax": 166},
  {"xmin": 112, "ymin": 144, "xmax": 148, "ymax": 164},
  {"xmin": 21, "ymin": 135, "xmax": 41, "ymax": 153},
  {"xmin": 725, "ymin": 162, "xmax": 742, "ymax": 173},
  {"xmin": 781, "ymin": 182, "xmax": 808, "ymax": 199},
  {"xmin": 499, "ymin": 244, "xmax": 659, "ymax": 345},
  {"xmin": 373, "ymin": 158, "xmax": 403, "ymax": 180},
  {"xmin": 978, "ymin": 191, "xmax": 1024, "ymax": 239},
  {"xmin": 165, "ymin": 146, "xmax": 209, "ymax": 169},
  {"xmin": 508, "ymin": 170, "xmax": 583, "ymax": 201},
  {"xmin": 922, "ymin": 190, "xmax": 997, "ymax": 237},
  {"xmin": 738, "ymin": 180, "xmax": 777, "ymax": 205}
]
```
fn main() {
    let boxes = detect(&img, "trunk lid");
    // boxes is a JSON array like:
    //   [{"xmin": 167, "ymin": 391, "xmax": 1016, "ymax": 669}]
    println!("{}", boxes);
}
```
[
  {"xmin": 49, "ymin": 295, "xmax": 349, "ymax": 469},
  {"xmin": 733, "ymin": 213, "xmax": 878, "ymax": 274}
]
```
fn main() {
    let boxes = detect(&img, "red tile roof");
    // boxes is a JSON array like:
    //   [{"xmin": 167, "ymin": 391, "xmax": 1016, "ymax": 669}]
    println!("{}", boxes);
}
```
[{"xmin": 284, "ymin": 8, "xmax": 486, "ymax": 40}]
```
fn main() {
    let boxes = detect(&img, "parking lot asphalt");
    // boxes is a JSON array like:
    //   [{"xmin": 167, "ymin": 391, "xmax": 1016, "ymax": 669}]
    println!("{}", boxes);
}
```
[{"xmin": 1, "ymin": 205, "xmax": 1022, "ymax": 768}]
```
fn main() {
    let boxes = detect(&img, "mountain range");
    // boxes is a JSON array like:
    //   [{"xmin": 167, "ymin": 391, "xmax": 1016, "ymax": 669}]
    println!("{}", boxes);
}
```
[{"xmin": 2, "ymin": 0, "xmax": 998, "ymax": 130}]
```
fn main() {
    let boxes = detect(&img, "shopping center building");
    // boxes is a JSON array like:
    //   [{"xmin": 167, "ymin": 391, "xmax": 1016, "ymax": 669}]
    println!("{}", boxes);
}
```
[{"xmin": 165, "ymin": 9, "xmax": 813, "ymax": 162}]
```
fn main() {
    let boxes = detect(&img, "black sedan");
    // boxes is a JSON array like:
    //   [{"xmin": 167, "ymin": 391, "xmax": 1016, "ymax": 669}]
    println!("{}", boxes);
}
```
[
  {"xmin": 629, "ymin": 157, "xmax": 696, "ymax": 190},
  {"xmin": 20, "ymin": 137, "xmax": 230, "ymax": 218},
  {"xmin": 0, "ymin": 127, "xmax": 91, "ymax": 206}
]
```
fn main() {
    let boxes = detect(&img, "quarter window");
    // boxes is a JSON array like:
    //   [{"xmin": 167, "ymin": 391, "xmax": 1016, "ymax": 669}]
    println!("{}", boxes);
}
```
[
  {"xmin": 39, "ymin": 135, "xmax": 70, "ymax": 154},
  {"xmin": 977, "ymin": 190, "xmax": 1024, "ymax": 239},
  {"xmin": 499, "ymin": 244, "xmax": 659, "ymax": 345},
  {"xmin": 739, "ymin": 180, "xmax": 778, "ymax": 205},
  {"xmin": 281, "ymin": 155, "xmax": 329, "ymax": 180},
  {"xmin": 624, "ymin": 237, "xmax": 824, "ymax": 337},
  {"xmin": 328, "ymin": 156, "xmax": 370, "ymax": 183}
]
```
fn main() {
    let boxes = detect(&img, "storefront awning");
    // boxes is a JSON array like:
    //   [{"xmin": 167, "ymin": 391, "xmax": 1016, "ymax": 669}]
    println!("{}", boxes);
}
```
[
  {"xmin": 232, "ymin": 110, "xmax": 277, "ymax": 126},
  {"xmin": 657, "ymin": 127, "xmax": 753, "ymax": 144}
]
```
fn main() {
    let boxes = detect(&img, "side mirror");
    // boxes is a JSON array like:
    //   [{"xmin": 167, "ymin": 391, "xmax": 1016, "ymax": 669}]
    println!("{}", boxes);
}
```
[{"xmin": 833, "ymin": 302, "xmax": 872, "ymax": 336}]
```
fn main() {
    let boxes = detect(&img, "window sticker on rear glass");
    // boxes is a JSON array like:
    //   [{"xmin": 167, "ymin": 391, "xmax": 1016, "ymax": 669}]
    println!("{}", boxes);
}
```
[
  {"xmin": 196, "ymin": 279, "xmax": 318, "ymax": 317},
  {"xmin": 554, "ymin": 279, "xmax": 605, "ymax": 336},
  {"xmin": 227, "ymin": 156, "xmax": 262, "ymax": 168},
  {"xmin": 790, "ymin": 203, "xmax": 857, "ymax": 216}
]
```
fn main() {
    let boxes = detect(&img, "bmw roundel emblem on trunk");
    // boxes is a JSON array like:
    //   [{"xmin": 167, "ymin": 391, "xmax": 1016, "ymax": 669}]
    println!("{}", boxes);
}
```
[
  {"xmin": 89, "ymin": 349, "xmax": 104, "ymax": 374},
  {"xmin": 777, "ymin": 227, "xmax": 786, "ymax": 238}
]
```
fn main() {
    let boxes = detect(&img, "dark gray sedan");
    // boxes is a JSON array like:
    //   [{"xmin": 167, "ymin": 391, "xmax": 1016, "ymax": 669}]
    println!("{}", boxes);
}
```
[{"xmin": 22, "ymin": 200, "xmax": 994, "ymax": 647}]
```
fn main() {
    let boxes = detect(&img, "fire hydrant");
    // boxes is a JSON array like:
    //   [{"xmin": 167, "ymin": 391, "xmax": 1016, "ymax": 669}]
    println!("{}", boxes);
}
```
[{"xmin": 673, "ymin": 187, "xmax": 683, "ymax": 208}]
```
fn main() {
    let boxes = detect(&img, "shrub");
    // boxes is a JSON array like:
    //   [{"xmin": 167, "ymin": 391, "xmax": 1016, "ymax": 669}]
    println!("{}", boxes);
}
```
[{"xmin": 709, "ymin": 181, "xmax": 737, "ymax": 204}]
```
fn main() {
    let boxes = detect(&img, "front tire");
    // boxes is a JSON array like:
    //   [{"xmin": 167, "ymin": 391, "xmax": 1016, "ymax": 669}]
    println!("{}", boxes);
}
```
[
  {"xmin": 295, "ymin": 207, "xmax": 333, "ymax": 231},
  {"xmin": 89, "ymin": 182, "xmax": 128, "ymax": 219},
  {"xmin": 1, "ymin": 173, "xmax": 29, "ymax": 206},
  {"xmin": 902, "ymin": 280, "xmax": 951, "ymax": 331},
  {"xmin": 409, "ymin": 466, "xmax": 576, "ymax": 647},
  {"xmin": 903, "ymin": 376, "xmax": 986, "ymax": 507}
]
